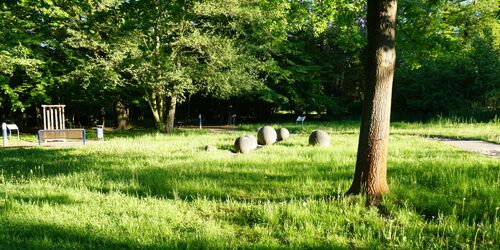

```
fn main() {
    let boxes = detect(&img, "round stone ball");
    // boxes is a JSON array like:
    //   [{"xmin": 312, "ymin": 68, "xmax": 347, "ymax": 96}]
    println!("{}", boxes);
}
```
[
  {"xmin": 234, "ymin": 135, "xmax": 258, "ymax": 153},
  {"xmin": 257, "ymin": 126, "xmax": 277, "ymax": 145},
  {"xmin": 309, "ymin": 130, "xmax": 330, "ymax": 147},
  {"xmin": 277, "ymin": 128, "xmax": 290, "ymax": 141}
]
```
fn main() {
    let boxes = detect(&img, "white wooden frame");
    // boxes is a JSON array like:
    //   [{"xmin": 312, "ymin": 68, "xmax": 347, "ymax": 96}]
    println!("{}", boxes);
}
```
[{"xmin": 42, "ymin": 105, "xmax": 66, "ymax": 130}]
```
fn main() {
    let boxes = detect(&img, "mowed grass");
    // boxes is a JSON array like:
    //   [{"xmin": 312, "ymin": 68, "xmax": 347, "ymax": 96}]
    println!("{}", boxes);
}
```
[{"xmin": 0, "ymin": 121, "xmax": 499, "ymax": 249}]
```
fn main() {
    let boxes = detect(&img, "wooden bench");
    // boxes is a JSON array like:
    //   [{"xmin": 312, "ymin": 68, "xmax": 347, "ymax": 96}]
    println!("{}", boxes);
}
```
[{"xmin": 37, "ymin": 129, "xmax": 86, "ymax": 145}]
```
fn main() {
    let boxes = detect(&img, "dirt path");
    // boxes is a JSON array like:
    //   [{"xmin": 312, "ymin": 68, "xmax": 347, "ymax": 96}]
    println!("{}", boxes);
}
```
[{"xmin": 436, "ymin": 139, "xmax": 500, "ymax": 158}]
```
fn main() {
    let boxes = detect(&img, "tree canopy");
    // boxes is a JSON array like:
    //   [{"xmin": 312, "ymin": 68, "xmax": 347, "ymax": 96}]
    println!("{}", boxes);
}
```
[{"xmin": 1, "ymin": 0, "xmax": 498, "ymax": 128}]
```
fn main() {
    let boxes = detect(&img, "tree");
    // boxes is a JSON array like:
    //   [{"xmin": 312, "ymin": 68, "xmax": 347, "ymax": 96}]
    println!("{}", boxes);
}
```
[
  {"xmin": 119, "ymin": 0, "xmax": 286, "ymax": 132},
  {"xmin": 0, "ymin": 1, "xmax": 50, "ymax": 120},
  {"xmin": 347, "ymin": 0, "xmax": 398, "ymax": 205},
  {"xmin": 392, "ymin": 0, "xmax": 500, "ymax": 120},
  {"xmin": 0, "ymin": 0, "xmax": 129, "ymax": 126},
  {"xmin": 253, "ymin": 0, "xmax": 368, "ymax": 117}
]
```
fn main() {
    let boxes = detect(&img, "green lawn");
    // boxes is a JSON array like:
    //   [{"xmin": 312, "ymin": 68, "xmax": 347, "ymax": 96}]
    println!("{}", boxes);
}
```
[{"xmin": 0, "ymin": 121, "xmax": 499, "ymax": 249}]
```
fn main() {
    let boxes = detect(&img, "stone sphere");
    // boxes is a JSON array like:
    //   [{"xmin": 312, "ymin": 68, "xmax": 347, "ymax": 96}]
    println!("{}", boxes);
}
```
[
  {"xmin": 234, "ymin": 135, "xmax": 258, "ymax": 153},
  {"xmin": 309, "ymin": 130, "xmax": 330, "ymax": 147},
  {"xmin": 257, "ymin": 126, "xmax": 277, "ymax": 145},
  {"xmin": 277, "ymin": 128, "xmax": 290, "ymax": 141}
]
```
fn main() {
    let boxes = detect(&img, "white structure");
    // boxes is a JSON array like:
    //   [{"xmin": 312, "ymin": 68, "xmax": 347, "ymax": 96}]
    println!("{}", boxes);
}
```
[
  {"xmin": 6, "ymin": 124, "xmax": 19, "ymax": 139},
  {"xmin": 2, "ymin": 123, "xmax": 7, "ymax": 147},
  {"xmin": 296, "ymin": 116, "xmax": 306, "ymax": 127},
  {"xmin": 42, "ymin": 105, "xmax": 66, "ymax": 130}
]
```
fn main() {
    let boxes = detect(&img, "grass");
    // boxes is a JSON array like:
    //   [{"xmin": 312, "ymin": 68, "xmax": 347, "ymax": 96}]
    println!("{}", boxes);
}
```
[{"xmin": 0, "ymin": 120, "xmax": 499, "ymax": 249}]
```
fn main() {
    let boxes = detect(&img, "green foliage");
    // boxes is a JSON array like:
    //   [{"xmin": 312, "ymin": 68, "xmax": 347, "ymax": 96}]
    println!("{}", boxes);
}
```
[
  {"xmin": 0, "ymin": 2, "xmax": 49, "ymax": 113},
  {"xmin": 254, "ymin": 0, "xmax": 367, "ymax": 115},
  {"xmin": 109, "ymin": 0, "xmax": 290, "ymax": 128},
  {"xmin": 0, "ymin": 0, "xmax": 498, "ymax": 125},
  {"xmin": 394, "ymin": 0, "xmax": 500, "ymax": 119}
]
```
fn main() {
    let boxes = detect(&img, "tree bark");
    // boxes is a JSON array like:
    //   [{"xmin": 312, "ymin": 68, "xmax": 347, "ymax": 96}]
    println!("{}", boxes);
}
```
[
  {"xmin": 165, "ymin": 95, "xmax": 177, "ymax": 133},
  {"xmin": 145, "ymin": 87, "xmax": 165, "ymax": 130},
  {"xmin": 151, "ymin": 1, "xmax": 166, "ymax": 131},
  {"xmin": 115, "ymin": 101, "xmax": 129, "ymax": 130},
  {"xmin": 347, "ymin": 0, "xmax": 397, "ymax": 205}
]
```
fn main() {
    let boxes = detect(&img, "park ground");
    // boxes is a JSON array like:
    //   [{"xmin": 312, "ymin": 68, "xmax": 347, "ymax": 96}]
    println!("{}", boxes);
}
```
[{"xmin": 0, "ymin": 120, "xmax": 499, "ymax": 249}]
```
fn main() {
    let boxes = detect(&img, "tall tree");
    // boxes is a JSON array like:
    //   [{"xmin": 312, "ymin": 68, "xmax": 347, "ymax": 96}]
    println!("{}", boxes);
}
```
[
  {"xmin": 120, "ymin": 0, "xmax": 285, "ymax": 132},
  {"xmin": 0, "ymin": 1, "xmax": 51, "ymax": 119},
  {"xmin": 347, "ymin": 0, "xmax": 397, "ymax": 205},
  {"xmin": 393, "ymin": 0, "xmax": 500, "ymax": 119}
]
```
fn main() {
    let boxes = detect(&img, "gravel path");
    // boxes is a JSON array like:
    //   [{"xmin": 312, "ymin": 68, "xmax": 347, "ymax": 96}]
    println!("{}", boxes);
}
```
[{"xmin": 436, "ymin": 139, "xmax": 500, "ymax": 158}]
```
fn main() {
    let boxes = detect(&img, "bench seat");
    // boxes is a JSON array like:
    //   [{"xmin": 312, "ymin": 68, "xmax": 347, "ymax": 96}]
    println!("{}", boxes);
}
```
[{"xmin": 37, "ymin": 129, "xmax": 86, "ymax": 145}]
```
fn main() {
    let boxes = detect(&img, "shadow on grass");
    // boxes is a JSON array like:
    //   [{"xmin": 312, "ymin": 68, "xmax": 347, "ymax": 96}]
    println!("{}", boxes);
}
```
[
  {"xmin": 0, "ymin": 219, "xmax": 228, "ymax": 250},
  {"xmin": 127, "ymin": 165, "xmax": 351, "ymax": 202},
  {"xmin": 0, "ymin": 147, "xmax": 91, "ymax": 178},
  {"xmin": 0, "ymin": 146, "xmax": 349, "ymax": 202},
  {"xmin": 0, "ymin": 214, "xmax": 350, "ymax": 249},
  {"xmin": 0, "ymin": 193, "xmax": 78, "ymax": 206},
  {"xmin": 1, "ymin": 140, "xmax": 498, "ymax": 223}
]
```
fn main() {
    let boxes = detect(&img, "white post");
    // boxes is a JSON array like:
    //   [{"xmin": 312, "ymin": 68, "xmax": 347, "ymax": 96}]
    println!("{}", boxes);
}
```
[
  {"xmin": 61, "ymin": 107, "xmax": 65, "ymax": 129},
  {"xmin": 55, "ymin": 108, "xmax": 59, "ymax": 130},
  {"xmin": 54, "ymin": 107, "xmax": 58, "ymax": 129},
  {"xmin": 48, "ymin": 108, "xmax": 52, "ymax": 129},
  {"xmin": 46, "ymin": 108, "xmax": 49, "ymax": 129},
  {"xmin": 58, "ymin": 107, "xmax": 62, "ymax": 129},
  {"xmin": 198, "ymin": 114, "xmax": 202, "ymax": 129},
  {"xmin": 50, "ymin": 108, "xmax": 54, "ymax": 129},
  {"xmin": 2, "ymin": 123, "xmax": 7, "ymax": 147},
  {"xmin": 43, "ymin": 106, "xmax": 47, "ymax": 130}
]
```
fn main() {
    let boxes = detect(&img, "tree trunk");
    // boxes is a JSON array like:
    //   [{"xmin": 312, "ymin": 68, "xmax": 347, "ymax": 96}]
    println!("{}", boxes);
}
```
[
  {"xmin": 101, "ymin": 107, "xmax": 106, "ymax": 127},
  {"xmin": 115, "ymin": 101, "xmax": 129, "ymax": 130},
  {"xmin": 347, "ymin": 0, "xmax": 397, "ymax": 205},
  {"xmin": 151, "ymin": 3, "xmax": 166, "ymax": 131},
  {"xmin": 145, "ymin": 88, "xmax": 165, "ymax": 130},
  {"xmin": 165, "ymin": 95, "xmax": 177, "ymax": 133}
]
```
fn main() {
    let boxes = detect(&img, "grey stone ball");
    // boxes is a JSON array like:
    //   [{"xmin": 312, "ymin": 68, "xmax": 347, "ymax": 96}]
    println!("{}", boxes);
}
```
[
  {"xmin": 257, "ymin": 126, "xmax": 277, "ymax": 145},
  {"xmin": 309, "ymin": 130, "xmax": 330, "ymax": 147},
  {"xmin": 277, "ymin": 128, "xmax": 290, "ymax": 141},
  {"xmin": 234, "ymin": 135, "xmax": 258, "ymax": 153}
]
